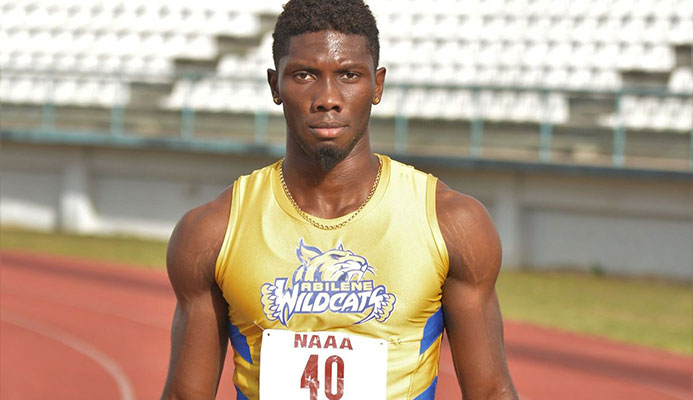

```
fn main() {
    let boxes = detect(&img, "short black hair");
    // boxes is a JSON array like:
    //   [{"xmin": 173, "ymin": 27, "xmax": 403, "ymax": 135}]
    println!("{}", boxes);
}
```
[{"xmin": 272, "ymin": 0, "xmax": 380, "ymax": 68}]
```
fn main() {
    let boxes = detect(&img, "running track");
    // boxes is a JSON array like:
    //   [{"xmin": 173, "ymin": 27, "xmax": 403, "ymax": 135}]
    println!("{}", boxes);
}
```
[{"xmin": 1, "ymin": 251, "xmax": 691, "ymax": 400}]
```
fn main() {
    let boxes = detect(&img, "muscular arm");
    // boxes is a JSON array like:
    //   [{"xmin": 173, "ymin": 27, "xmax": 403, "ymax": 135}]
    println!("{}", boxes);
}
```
[
  {"xmin": 436, "ymin": 181, "xmax": 518, "ymax": 400},
  {"xmin": 161, "ymin": 188, "xmax": 233, "ymax": 400}
]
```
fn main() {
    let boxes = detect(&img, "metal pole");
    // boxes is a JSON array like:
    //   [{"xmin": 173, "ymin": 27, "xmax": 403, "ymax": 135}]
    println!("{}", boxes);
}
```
[
  {"xmin": 254, "ymin": 110, "xmax": 269, "ymax": 145},
  {"xmin": 41, "ymin": 102, "xmax": 55, "ymax": 133},
  {"xmin": 689, "ymin": 127, "xmax": 692, "ymax": 171},
  {"xmin": 41, "ymin": 74, "xmax": 55, "ymax": 132},
  {"xmin": 109, "ymin": 75, "xmax": 124, "ymax": 136},
  {"xmin": 181, "ymin": 107, "xmax": 195, "ymax": 140},
  {"xmin": 470, "ymin": 88, "xmax": 483, "ymax": 157},
  {"xmin": 181, "ymin": 75, "xmax": 195, "ymax": 140},
  {"xmin": 394, "ymin": 87, "xmax": 408, "ymax": 153},
  {"xmin": 394, "ymin": 114, "xmax": 408, "ymax": 153},
  {"xmin": 539, "ymin": 90, "xmax": 553, "ymax": 162},
  {"xmin": 612, "ymin": 93, "xmax": 626, "ymax": 167}
]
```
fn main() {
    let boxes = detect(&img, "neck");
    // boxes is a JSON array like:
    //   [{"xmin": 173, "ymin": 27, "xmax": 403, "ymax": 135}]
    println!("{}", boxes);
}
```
[{"xmin": 282, "ymin": 138, "xmax": 380, "ymax": 220}]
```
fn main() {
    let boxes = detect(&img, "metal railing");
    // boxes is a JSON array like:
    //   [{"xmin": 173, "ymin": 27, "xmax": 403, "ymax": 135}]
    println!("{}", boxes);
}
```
[{"xmin": 2, "ymin": 69, "xmax": 691, "ymax": 170}]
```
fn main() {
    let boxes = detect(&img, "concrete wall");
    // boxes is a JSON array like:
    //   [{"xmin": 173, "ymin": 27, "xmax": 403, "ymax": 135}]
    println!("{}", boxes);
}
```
[
  {"xmin": 427, "ymin": 166, "xmax": 692, "ymax": 278},
  {"xmin": 2, "ymin": 141, "xmax": 691, "ymax": 279}
]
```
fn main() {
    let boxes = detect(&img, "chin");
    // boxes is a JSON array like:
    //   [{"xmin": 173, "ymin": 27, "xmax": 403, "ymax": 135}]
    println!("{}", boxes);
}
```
[
  {"xmin": 313, "ymin": 145, "xmax": 349, "ymax": 171},
  {"xmin": 313, "ymin": 127, "xmax": 367, "ymax": 171}
]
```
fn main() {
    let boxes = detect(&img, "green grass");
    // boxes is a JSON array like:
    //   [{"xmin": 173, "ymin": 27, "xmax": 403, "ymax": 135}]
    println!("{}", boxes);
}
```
[
  {"xmin": 497, "ymin": 269, "xmax": 692, "ymax": 355},
  {"xmin": 0, "ymin": 227, "xmax": 167, "ymax": 268},
  {"xmin": 1, "ymin": 227, "xmax": 691, "ymax": 355}
]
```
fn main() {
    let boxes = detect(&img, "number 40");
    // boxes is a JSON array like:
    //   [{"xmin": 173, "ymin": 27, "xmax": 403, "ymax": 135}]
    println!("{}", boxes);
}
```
[{"xmin": 300, "ymin": 354, "xmax": 345, "ymax": 400}]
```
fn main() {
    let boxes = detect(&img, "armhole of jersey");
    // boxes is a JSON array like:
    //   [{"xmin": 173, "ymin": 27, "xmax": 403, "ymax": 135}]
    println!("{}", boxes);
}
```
[
  {"xmin": 214, "ymin": 179, "xmax": 241, "ymax": 287},
  {"xmin": 425, "ymin": 174, "xmax": 450, "ymax": 277}
]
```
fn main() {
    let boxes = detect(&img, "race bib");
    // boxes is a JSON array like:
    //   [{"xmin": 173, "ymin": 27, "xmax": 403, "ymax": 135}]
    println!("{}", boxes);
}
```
[{"xmin": 259, "ymin": 330, "xmax": 388, "ymax": 400}]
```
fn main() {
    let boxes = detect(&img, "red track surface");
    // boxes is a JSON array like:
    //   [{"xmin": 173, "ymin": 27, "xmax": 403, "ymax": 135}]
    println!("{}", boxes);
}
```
[{"xmin": 1, "ymin": 251, "xmax": 690, "ymax": 400}]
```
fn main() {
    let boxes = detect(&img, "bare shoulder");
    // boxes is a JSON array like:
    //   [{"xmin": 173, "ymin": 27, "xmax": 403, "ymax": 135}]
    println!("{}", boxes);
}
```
[
  {"xmin": 166, "ymin": 185, "xmax": 234, "ymax": 294},
  {"xmin": 435, "ymin": 180, "xmax": 492, "ymax": 228},
  {"xmin": 435, "ymin": 180, "xmax": 502, "ymax": 285}
]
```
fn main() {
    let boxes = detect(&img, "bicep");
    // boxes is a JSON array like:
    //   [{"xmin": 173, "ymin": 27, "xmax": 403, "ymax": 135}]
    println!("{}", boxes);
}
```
[{"xmin": 436, "ymin": 183, "xmax": 517, "ymax": 399}]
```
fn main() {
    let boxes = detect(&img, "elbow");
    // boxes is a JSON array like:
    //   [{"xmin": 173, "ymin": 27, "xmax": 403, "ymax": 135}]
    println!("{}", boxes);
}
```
[
  {"xmin": 160, "ymin": 392, "xmax": 188, "ymax": 400},
  {"xmin": 160, "ymin": 388, "xmax": 177, "ymax": 400},
  {"xmin": 464, "ymin": 383, "xmax": 518, "ymax": 400},
  {"xmin": 495, "ymin": 383, "xmax": 519, "ymax": 400},
  {"xmin": 161, "ymin": 385, "xmax": 216, "ymax": 400},
  {"xmin": 160, "ymin": 386, "xmax": 186, "ymax": 400}
]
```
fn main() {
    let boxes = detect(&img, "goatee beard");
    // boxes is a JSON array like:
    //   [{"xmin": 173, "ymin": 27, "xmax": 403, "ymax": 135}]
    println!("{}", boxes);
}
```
[
  {"xmin": 291, "ymin": 125, "xmax": 367, "ymax": 171},
  {"xmin": 315, "ymin": 146, "xmax": 348, "ymax": 171}
]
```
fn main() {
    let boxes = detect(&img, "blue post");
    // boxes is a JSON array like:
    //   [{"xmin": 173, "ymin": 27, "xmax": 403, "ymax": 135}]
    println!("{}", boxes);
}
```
[
  {"xmin": 470, "ymin": 88, "xmax": 483, "ymax": 158},
  {"xmin": 254, "ymin": 110, "xmax": 269, "ymax": 145},
  {"xmin": 41, "ymin": 74, "xmax": 55, "ymax": 133},
  {"xmin": 394, "ymin": 86, "xmax": 409, "ymax": 153},
  {"xmin": 110, "ymin": 105, "xmax": 124, "ymax": 136},
  {"xmin": 181, "ymin": 107, "xmax": 195, "ymax": 140},
  {"xmin": 689, "ymin": 128, "xmax": 692, "ymax": 171},
  {"xmin": 110, "ymin": 77, "xmax": 124, "ymax": 136},
  {"xmin": 539, "ymin": 90, "xmax": 553, "ymax": 162},
  {"xmin": 41, "ymin": 102, "xmax": 55, "ymax": 133},
  {"xmin": 181, "ymin": 76, "xmax": 195, "ymax": 140},
  {"xmin": 612, "ymin": 93, "xmax": 626, "ymax": 167},
  {"xmin": 394, "ymin": 114, "xmax": 408, "ymax": 153}
]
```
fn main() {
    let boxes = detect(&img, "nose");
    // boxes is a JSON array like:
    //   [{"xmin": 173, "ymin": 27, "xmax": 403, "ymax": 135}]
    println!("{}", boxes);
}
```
[{"xmin": 311, "ymin": 77, "xmax": 342, "ymax": 113}]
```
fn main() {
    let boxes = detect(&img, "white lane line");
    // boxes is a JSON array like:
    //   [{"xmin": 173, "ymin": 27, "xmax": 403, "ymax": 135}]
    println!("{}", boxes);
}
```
[
  {"xmin": 638, "ymin": 383, "xmax": 692, "ymax": 400},
  {"xmin": 1, "ymin": 311, "xmax": 136, "ymax": 400},
  {"xmin": 1, "ymin": 285, "xmax": 170, "ymax": 330}
]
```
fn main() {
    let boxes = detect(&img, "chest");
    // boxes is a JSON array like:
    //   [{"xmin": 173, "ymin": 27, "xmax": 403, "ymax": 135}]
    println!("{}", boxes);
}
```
[{"xmin": 222, "ymin": 231, "xmax": 446, "ymax": 335}]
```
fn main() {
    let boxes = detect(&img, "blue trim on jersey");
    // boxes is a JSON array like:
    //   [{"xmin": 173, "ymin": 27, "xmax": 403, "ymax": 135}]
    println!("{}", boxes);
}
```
[
  {"xmin": 413, "ymin": 376, "xmax": 438, "ymax": 400},
  {"xmin": 228, "ymin": 319, "xmax": 252, "ymax": 364},
  {"xmin": 419, "ymin": 307, "xmax": 444, "ymax": 355},
  {"xmin": 235, "ymin": 384, "xmax": 249, "ymax": 400}
]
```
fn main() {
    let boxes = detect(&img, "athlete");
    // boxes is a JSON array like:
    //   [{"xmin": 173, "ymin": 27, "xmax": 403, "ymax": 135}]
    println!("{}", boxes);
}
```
[{"xmin": 161, "ymin": 1, "xmax": 517, "ymax": 399}]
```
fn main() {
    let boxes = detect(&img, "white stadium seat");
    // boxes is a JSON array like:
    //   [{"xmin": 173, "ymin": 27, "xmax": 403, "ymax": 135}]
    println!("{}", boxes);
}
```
[
  {"xmin": 669, "ymin": 68, "xmax": 693, "ymax": 93},
  {"xmin": 1, "ymin": 0, "xmax": 691, "ymax": 131}
]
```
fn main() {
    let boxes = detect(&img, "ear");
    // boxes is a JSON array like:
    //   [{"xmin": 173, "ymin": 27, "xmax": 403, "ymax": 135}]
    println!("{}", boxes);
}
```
[
  {"xmin": 337, "ymin": 243, "xmax": 344, "ymax": 251},
  {"xmin": 296, "ymin": 238, "xmax": 322, "ymax": 265},
  {"xmin": 373, "ymin": 66, "xmax": 386, "ymax": 105},
  {"xmin": 267, "ymin": 68, "xmax": 281, "ymax": 104}
]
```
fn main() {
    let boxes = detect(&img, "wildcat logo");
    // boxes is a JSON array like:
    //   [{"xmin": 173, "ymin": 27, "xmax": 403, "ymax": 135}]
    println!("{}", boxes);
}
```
[{"xmin": 260, "ymin": 239, "xmax": 396, "ymax": 326}]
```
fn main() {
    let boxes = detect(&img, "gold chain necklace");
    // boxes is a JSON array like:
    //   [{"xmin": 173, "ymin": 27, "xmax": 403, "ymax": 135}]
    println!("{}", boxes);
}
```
[{"xmin": 278, "ymin": 156, "xmax": 382, "ymax": 230}]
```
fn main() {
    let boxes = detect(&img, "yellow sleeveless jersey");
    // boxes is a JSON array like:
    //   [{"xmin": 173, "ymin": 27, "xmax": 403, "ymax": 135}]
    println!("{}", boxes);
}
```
[{"xmin": 215, "ymin": 155, "xmax": 449, "ymax": 400}]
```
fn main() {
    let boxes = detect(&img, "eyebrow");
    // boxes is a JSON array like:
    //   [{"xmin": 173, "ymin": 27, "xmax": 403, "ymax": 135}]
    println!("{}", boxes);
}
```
[
  {"xmin": 283, "ymin": 63, "xmax": 317, "ymax": 71},
  {"xmin": 284, "ymin": 61, "xmax": 370, "ymax": 72},
  {"xmin": 336, "ymin": 62, "xmax": 370, "ymax": 71}
]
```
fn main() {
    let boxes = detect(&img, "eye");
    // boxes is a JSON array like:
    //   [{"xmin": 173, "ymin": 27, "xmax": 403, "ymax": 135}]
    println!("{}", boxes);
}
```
[
  {"xmin": 341, "ymin": 71, "xmax": 359, "ymax": 81},
  {"xmin": 294, "ymin": 71, "xmax": 315, "ymax": 82},
  {"xmin": 330, "ymin": 254, "xmax": 344, "ymax": 260}
]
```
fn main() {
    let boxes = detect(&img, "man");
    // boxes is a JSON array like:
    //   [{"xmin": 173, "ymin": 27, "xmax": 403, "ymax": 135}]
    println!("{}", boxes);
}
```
[{"xmin": 161, "ymin": 0, "xmax": 517, "ymax": 399}]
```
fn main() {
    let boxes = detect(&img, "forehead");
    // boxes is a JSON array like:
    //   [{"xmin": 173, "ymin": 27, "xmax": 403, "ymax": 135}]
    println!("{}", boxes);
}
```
[{"xmin": 280, "ymin": 30, "xmax": 373, "ymax": 69}]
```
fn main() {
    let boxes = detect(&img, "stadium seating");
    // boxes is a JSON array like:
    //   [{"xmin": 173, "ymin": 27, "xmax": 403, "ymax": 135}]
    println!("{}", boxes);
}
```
[{"xmin": 1, "ymin": 0, "xmax": 691, "ymax": 137}]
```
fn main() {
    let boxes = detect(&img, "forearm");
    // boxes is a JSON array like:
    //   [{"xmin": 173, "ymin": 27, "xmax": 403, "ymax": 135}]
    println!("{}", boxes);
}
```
[
  {"xmin": 161, "ymin": 301, "xmax": 228, "ymax": 400},
  {"xmin": 460, "ymin": 380, "xmax": 517, "ymax": 400},
  {"xmin": 445, "ymin": 290, "xmax": 517, "ymax": 400},
  {"xmin": 161, "ymin": 377, "xmax": 218, "ymax": 400}
]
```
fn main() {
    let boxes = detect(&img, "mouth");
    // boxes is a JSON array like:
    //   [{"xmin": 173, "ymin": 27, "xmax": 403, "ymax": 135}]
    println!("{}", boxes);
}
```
[{"xmin": 308, "ymin": 122, "xmax": 348, "ymax": 138}]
